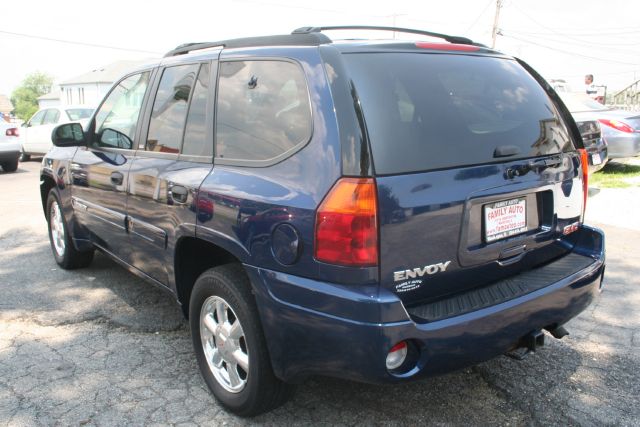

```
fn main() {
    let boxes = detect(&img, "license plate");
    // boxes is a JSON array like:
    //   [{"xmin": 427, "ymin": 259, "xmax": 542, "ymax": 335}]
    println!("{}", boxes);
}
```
[
  {"xmin": 484, "ymin": 198, "xmax": 527, "ymax": 242},
  {"xmin": 591, "ymin": 153, "xmax": 602, "ymax": 165}
]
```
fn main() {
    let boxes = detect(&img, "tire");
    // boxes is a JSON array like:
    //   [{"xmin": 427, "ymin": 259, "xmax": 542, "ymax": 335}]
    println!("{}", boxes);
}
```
[
  {"xmin": 19, "ymin": 150, "xmax": 30, "ymax": 162},
  {"xmin": 46, "ymin": 190, "xmax": 94, "ymax": 269},
  {"xmin": 190, "ymin": 264, "xmax": 292, "ymax": 416},
  {"xmin": 1, "ymin": 160, "xmax": 18, "ymax": 172}
]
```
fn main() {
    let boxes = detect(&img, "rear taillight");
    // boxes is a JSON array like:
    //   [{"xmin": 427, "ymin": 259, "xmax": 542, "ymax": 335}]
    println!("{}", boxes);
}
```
[
  {"xmin": 5, "ymin": 128, "xmax": 19, "ymax": 137},
  {"xmin": 598, "ymin": 119, "xmax": 634, "ymax": 133},
  {"xmin": 578, "ymin": 148, "xmax": 589, "ymax": 217},
  {"xmin": 315, "ymin": 178, "xmax": 378, "ymax": 267}
]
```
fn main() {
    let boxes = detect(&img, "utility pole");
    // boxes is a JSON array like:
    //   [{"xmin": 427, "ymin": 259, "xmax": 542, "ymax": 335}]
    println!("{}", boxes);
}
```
[
  {"xmin": 389, "ymin": 13, "xmax": 407, "ymax": 39},
  {"xmin": 491, "ymin": 0, "xmax": 503, "ymax": 49}
]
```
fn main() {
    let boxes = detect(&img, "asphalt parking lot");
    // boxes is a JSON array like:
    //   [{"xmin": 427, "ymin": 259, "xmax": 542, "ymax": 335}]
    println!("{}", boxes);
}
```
[{"xmin": 1, "ymin": 161, "xmax": 639, "ymax": 426}]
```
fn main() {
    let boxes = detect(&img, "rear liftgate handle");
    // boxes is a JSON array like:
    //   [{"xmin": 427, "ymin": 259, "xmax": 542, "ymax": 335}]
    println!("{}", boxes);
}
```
[{"xmin": 497, "ymin": 244, "xmax": 527, "ymax": 266}]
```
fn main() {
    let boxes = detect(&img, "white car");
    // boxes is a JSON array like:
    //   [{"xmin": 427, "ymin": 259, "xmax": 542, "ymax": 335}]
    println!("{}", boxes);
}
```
[
  {"xmin": 0, "ymin": 121, "xmax": 21, "ymax": 172},
  {"xmin": 20, "ymin": 107, "xmax": 93, "ymax": 161}
]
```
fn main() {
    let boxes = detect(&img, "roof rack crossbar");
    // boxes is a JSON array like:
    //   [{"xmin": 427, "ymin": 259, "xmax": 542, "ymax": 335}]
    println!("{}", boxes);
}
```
[{"xmin": 292, "ymin": 25, "xmax": 474, "ymax": 45}]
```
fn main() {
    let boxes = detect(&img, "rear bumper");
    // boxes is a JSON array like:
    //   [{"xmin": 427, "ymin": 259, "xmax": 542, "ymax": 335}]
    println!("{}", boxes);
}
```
[
  {"xmin": 247, "ymin": 225, "xmax": 605, "ymax": 384},
  {"xmin": 604, "ymin": 130, "xmax": 640, "ymax": 159}
]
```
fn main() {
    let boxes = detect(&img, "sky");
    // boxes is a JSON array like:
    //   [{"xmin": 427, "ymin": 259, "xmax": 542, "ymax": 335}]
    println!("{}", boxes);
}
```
[{"xmin": 1, "ymin": 0, "xmax": 639, "ymax": 98}]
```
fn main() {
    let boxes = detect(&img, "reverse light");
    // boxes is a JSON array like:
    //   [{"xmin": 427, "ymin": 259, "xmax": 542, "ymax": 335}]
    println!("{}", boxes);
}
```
[
  {"xmin": 598, "ymin": 119, "xmax": 634, "ymax": 133},
  {"xmin": 385, "ymin": 341, "xmax": 408, "ymax": 370},
  {"xmin": 315, "ymin": 178, "xmax": 378, "ymax": 267},
  {"xmin": 5, "ymin": 128, "xmax": 19, "ymax": 137},
  {"xmin": 578, "ymin": 148, "xmax": 589, "ymax": 218}
]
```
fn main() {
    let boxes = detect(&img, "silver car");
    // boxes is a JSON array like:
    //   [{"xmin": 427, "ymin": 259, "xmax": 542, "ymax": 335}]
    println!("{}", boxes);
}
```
[{"xmin": 560, "ymin": 92, "xmax": 640, "ymax": 159}]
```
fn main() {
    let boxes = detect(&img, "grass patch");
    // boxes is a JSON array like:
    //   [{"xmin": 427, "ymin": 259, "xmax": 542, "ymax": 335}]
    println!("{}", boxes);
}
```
[{"xmin": 590, "ymin": 161, "xmax": 640, "ymax": 188}]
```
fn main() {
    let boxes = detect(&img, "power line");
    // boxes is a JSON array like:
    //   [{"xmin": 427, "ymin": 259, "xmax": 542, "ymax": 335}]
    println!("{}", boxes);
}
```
[
  {"xmin": 234, "ymin": 0, "xmax": 389, "ymax": 18},
  {"xmin": 504, "ymin": 30, "xmax": 640, "ymax": 55},
  {"xmin": 502, "ymin": 33, "xmax": 640, "ymax": 66},
  {"xmin": 500, "ymin": 28, "xmax": 640, "ymax": 37},
  {"xmin": 510, "ymin": 3, "xmax": 620, "ymax": 48},
  {"xmin": 500, "ymin": 28, "xmax": 640, "ymax": 46},
  {"xmin": 0, "ymin": 29, "xmax": 162, "ymax": 55},
  {"xmin": 466, "ymin": 0, "xmax": 495, "ymax": 32}
]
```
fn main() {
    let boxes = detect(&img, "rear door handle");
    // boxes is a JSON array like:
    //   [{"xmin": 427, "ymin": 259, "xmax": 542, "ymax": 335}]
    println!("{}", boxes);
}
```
[
  {"xmin": 110, "ymin": 171, "xmax": 124, "ymax": 186},
  {"xmin": 169, "ymin": 185, "xmax": 188, "ymax": 204}
]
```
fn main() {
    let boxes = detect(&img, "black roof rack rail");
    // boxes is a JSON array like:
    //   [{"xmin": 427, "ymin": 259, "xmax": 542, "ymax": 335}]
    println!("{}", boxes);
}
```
[
  {"xmin": 165, "ymin": 42, "xmax": 224, "ymax": 57},
  {"xmin": 292, "ymin": 25, "xmax": 474, "ymax": 45},
  {"xmin": 164, "ymin": 33, "xmax": 332, "ymax": 57}
]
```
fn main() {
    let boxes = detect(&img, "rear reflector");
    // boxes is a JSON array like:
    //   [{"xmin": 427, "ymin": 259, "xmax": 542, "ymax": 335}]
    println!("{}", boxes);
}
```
[
  {"xmin": 5, "ymin": 128, "xmax": 19, "ymax": 137},
  {"xmin": 385, "ymin": 341, "xmax": 408, "ymax": 370},
  {"xmin": 578, "ymin": 148, "xmax": 589, "ymax": 217},
  {"xmin": 315, "ymin": 178, "xmax": 378, "ymax": 267},
  {"xmin": 598, "ymin": 119, "xmax": 634, "ymax": 133},
  {"xmin": 415, "ymin": 42, "xmax": 480, "ymax": 52}
]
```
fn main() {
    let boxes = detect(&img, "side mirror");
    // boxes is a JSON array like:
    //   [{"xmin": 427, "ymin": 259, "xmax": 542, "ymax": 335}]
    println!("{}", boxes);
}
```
[
  {"xmin": 98, "ymin": 128, "xmax": 133, "ymax": 150},
  {"xmin": 52, "ymin": 123, "xmax": 86, "ymax": 147}
]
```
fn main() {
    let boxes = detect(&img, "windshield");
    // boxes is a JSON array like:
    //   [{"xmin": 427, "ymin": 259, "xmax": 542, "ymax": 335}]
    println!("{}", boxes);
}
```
[
  {"xmin": 343, "ymin": 53, "xmax": 575, "ymax": 175},
  {"xmin": 559, "ymin": 92, "xmax": 609, "ymax": 113},
  {"xmin": 65, "ymin": 108, "xmax": 94, "ymax": 121}
]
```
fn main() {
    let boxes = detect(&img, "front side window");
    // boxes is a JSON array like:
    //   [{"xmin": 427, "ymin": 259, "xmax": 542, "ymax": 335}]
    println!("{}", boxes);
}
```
[
  {"xmin": 94, "ymin": 72, "xmax": 150, "ymax": 149},
  {"xmin": 216, "ymin": 60, "xmax": 312, "ymax": 162},
  {"xmin": 146, "ymin": 64, "xmax": 198, "ymax": 154}
]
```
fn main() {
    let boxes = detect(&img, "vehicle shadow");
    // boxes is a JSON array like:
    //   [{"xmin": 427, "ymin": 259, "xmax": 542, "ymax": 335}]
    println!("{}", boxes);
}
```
[
  {"xmin": 0, "ymin": 166, "xmax": 29, "ymax": 175},
  {"xmin": 1, "ymin": 226, "xmax": 638, "ymax": 425}
]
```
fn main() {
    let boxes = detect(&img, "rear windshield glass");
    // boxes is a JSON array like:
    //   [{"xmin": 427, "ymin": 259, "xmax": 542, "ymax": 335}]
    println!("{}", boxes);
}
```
[{"xmin": 343, "ymin": 53, "xmax": 574, "ymax": 175}]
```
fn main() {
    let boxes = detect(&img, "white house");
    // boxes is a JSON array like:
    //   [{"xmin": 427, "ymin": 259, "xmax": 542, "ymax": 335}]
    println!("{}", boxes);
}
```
[
  {"xmin": 39, "ymin": 60, "xmax": 149, "ymax": 110},
  {"xmin": 37, "ymin": 91, "xmax": 60, "ymax": 109},
  {"xmin": 0, "ymin": 94, "xmax": 13, "ymax": 116}
]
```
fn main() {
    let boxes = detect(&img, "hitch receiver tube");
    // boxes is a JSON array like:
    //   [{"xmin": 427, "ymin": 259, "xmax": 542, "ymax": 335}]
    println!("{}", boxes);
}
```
[{"xmin": 506, "ymin": 329, "xmax": 545, "ymax": 360}]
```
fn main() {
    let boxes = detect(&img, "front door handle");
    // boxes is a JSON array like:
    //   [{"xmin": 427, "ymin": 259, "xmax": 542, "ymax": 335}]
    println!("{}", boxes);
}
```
[
  {"xmin": 110, "ymin": 171, "xmax": 124, "ymax": 186},
  {"xmin": 169, "ymin": 185, "xmax": 188, "ymax": 204}
]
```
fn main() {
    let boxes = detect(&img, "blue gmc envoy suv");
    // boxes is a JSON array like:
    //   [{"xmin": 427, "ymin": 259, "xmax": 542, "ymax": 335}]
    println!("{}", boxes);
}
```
[{"xmin": 41, "ymin": 26, "xmax": 606, "ymax": 416}]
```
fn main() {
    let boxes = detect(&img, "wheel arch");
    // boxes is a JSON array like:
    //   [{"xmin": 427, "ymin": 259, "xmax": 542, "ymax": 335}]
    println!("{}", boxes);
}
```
[
  {"xmin": 40, "ymin": 173, "xmax": 57, "ymax": 216},
  {"xmin": 174, "ymin": 235, "xmax": 249, "ymax": 319}
]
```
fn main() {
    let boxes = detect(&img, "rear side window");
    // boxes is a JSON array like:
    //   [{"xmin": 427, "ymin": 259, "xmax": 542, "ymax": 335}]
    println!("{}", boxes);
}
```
[
  {"xmin": 343, "ymin": 53, "xmax": 574, "ymax": 175},
  {"xmin": 216, "ymin": 60, "xmax": 312, "ymax": 162},
  {"xmin": 66, "ymin": 108, "xmax": 93, "ymax": 121},
  {"xmin": 146, "ymin": 64, "xmax": 199, "ymax": 154},
  {"xmin": 43, "ymin": 109, "xmax": 60, "ymax": 125}
]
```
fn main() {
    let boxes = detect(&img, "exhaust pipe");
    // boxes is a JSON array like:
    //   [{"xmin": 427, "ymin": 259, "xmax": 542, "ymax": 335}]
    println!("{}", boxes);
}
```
[{"xmin": 545, "ymin": 325, "xmax": 569, "ymax": 339}]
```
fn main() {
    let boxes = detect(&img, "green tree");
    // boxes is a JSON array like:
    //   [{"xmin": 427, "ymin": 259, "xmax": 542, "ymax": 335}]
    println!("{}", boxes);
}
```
[{"xmin": 10, "ymin": 72, "xmax": 54, "ymax": 120}]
